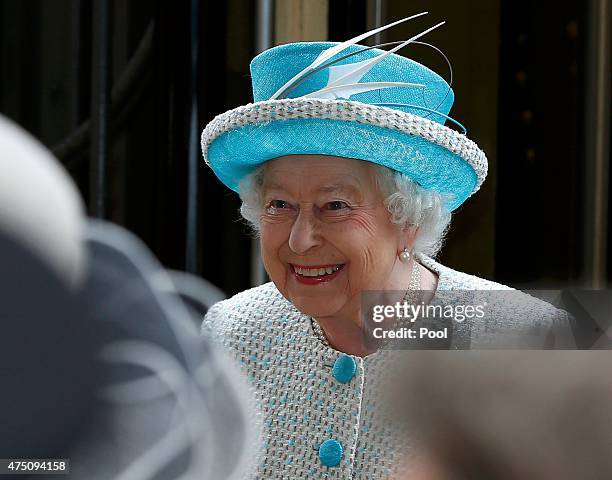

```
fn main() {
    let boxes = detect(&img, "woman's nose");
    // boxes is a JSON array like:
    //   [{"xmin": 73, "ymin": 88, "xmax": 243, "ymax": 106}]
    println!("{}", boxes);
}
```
[{"xmin": 288, "ymin": 208, "xmax": 322, "ymax": 254}]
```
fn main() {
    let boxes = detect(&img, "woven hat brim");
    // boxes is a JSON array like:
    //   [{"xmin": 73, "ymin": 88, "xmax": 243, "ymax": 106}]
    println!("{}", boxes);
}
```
[{"xmin": 201, "ymin": 99, "xmax": 488, "ymax": 211}]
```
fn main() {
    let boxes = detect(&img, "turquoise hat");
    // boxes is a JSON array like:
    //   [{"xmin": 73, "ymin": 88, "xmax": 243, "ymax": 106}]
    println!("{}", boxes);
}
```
[{"xmin": 201, "ymin": 16, "xmax": 487, "ymax": 211}]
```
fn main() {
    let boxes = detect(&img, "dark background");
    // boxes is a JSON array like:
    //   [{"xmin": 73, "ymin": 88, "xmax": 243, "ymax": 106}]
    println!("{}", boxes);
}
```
[{"xmin": 0, "ymin": 0, "xmax": 609, "ymax": 296}]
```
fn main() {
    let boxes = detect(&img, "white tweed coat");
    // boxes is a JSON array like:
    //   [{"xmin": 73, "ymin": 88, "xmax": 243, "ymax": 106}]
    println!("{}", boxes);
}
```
[{"xmin": 201, "ymin": 254, "xmax": 571, "ymax": 479}]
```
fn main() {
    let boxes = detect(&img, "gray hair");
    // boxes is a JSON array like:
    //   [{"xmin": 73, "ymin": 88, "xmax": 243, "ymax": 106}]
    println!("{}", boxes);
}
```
[{"xmin": 237, "ymin": 162, "xmax": 452, "ymax": 257}]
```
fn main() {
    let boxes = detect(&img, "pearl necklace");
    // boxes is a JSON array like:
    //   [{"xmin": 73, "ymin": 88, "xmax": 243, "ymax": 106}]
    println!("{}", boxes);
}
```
[{"xmin": 311, "ymin": 261, "xmax": 422, "ymax": 347}]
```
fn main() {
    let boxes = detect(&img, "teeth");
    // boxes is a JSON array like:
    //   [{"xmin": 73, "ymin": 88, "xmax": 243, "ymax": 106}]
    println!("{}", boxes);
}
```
[{"xmin": 294, "ymin": 265, "xmax": 341, "ymax": 277}]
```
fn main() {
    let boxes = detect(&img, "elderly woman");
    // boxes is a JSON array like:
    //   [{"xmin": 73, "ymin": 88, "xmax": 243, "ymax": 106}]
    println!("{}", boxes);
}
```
[{"xmin": 200, "ymin": 16, "xmax": 570, "ymax": 480}]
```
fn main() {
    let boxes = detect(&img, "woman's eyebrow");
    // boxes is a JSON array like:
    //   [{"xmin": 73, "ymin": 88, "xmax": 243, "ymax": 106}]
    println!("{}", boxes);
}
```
[
  {"xmin": 262, "ymin": 181, "xmax": 288, "ymax": 192},
  {"xmin": 316, "ymin": 183, "xmax": 365, "ymax": 202},
  {"xmin": 316, "ymin": 183, "xmax": 360, "ymax": 195},
  {"xmin": 263, "ymin": 181, "xmax": 361, "ymax": 196}
]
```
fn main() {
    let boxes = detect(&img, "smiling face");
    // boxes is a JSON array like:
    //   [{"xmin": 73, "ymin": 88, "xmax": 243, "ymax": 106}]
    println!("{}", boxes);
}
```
[{"xmin": 259, "ymin": 154, "xmax": 413, "ymax": 322}]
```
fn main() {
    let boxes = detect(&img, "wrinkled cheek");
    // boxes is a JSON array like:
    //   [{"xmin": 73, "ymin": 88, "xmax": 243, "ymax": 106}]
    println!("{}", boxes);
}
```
[
  {"xmin": 260, "ymin": 223, "xmax": 286, "ymax": 251},
  {"xmin": 344, "ymin": 212, "xmax": 384, "ymax": 239},
  {"xmin": 260, "ymin": 224, "xmax": 290, "ymax": 285},
  {"xmin": 356, "ymin": 247, "xmax": 394, "ymax": 288},
  {"xmin": 359, "ymin": 249, "xmax": 379, "ymax": 278}
]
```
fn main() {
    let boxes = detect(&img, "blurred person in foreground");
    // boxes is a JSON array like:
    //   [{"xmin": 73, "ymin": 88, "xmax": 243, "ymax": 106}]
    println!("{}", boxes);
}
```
[
  {"xmin": 0, "ymin": 113, "xmax": 258, "ymax": 480},
  {"xmin": 199, "ymin": 14, "xmax": 572, "ymax": 479},
  {"xmin": 386, "ymin": 351, "xmax": 612, "ymax": 480}
]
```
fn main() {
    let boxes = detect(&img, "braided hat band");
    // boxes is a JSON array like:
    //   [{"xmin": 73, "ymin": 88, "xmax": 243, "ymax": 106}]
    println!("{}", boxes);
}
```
[{"xmin": 201, "ymin": 98, "xmax": 487, "ymax": 211}]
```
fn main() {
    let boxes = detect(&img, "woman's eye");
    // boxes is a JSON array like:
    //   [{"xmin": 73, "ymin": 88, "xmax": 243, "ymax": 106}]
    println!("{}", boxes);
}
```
[
  {"xmin": 265, "ymin": 199, "xmax": 291, "ymax": 214},
  {"xmin": 270, "ymin": 200, "xmax": 289, "ymax": 209},
  {"xmin": 326, "ymin": 201, "xmax": 349, "ymax": 210}
]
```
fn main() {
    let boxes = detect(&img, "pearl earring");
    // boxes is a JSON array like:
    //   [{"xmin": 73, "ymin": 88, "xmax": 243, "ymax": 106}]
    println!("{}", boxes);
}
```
[{"xmin": 399, "ymin": 247, "xmax": 411, "ymax": 263}]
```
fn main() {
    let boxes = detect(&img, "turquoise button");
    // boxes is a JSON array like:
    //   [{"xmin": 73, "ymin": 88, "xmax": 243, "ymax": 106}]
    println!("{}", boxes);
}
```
[
  {"xmin": 319, "ymin": 439, "xmax": 343, "ymax": 467},
  {"xmin": 332, "ymin": 354, "xmax": 356, "ymax": 383}
]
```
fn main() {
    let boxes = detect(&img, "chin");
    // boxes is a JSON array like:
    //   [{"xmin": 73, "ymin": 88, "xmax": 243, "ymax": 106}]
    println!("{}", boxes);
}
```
[{"xmin": 291, "ymin": 297, "xmax": 343, "ymax": 318}]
